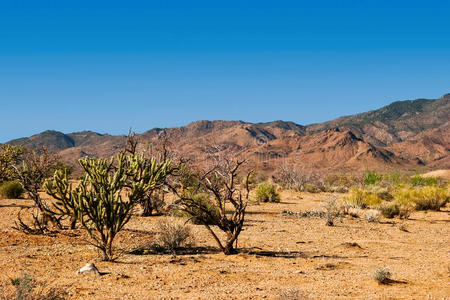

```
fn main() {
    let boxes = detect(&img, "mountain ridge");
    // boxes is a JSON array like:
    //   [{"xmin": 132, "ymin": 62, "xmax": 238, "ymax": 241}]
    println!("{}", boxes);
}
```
[{"xmin": 5, "ymin": 94, "xmax": 450, "ymax": 172}]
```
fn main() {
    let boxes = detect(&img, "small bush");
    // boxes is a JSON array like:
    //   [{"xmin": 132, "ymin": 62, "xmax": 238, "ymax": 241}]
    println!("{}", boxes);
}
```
[
  {"xmin": 379, "ymin": 201, "xmax": 413, "ymax": 219},
  {"xmin": 325, "ymin": 173, "xmax": 359, "ymax": 190},
  {"xmin": 398, "ymin": 223, "xmax": 408, "ymax": 232},
  {"xmin": 344, "ymin": 187, "xmax": 383, "ymax": 208},
  {"xmin": 364, "ymin": 170, "xmax": 383, "ymax": 186},
  {"xmin": 324, "ymin": 197, "xmax": 341, "ymax": 226},
  {"xmin": 155, "ymin": 218, "xmax": 193, "ymax": 253},
  {"xmin": 365, "ymin": 209, "xmax": 380, "ymax": 223},
  {"xmin": 347, "ymin": 206, "xmax": 362, "ymax": 218},
  {"xmin": 0, "ymin": 180, "xmax": 24, "ymax": 199},
  {"xmin": 373, "ymin": 267, "xmax": 392, "ymax": 284},
  {"xmin": 255, "ymin": 182, "xmax": 280, "ymax": 203}
]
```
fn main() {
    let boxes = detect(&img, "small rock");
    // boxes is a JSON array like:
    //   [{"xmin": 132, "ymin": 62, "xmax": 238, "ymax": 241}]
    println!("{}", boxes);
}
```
[{"xmin": 76, "ymin": 263, "xmax": 100, "ymax": 275}]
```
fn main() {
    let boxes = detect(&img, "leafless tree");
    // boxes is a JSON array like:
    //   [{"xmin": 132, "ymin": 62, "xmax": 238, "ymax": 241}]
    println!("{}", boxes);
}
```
[
  {"xmin": 12, "ymin": 148, "xmax": 63, "ymax": 233},
  {"xmin": 275, "ymin": 162, "xmax": 325, "ymax": 191},
  {"xmin": 170, "ymin": 155, "xmax": 252, "ymax": 255}
]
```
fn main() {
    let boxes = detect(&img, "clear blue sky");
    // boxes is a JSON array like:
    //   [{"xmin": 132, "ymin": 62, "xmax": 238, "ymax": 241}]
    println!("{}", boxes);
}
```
[{"xmin": 1, "ymin": 0, "xmax": 449, "ymax": 142}]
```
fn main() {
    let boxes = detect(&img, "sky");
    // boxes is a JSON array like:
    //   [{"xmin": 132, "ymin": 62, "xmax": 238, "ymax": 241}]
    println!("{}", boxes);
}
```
[{"xmin": 1, "ymin": 0, "xmax": 449, "ymax": 142}]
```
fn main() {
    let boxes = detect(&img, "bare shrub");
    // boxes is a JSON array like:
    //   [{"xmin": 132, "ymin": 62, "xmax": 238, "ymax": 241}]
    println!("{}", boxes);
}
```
[
  {"xmin": 398, "ymin": 223, "xmax": 408, "ymax": 232},
  {"xmin": 13, "ymin": 148, "xmax": 63, "ymax": 233},
  {"xmin": 346, "ymin": 206, "xmax": 362, "ymax": 218},
  {"xmin": 324, "ymin": 173, "xmax": 360, "ymax": 192},
  {"xmin": 365, "ymin": 209, "xmax": 380, "ymax": 223},
  {"xmin": 373, "ymin": 267, "xmax": 392, "ymax": 284},
  {"xmin": 171, "ymin": 157, "xmax": 251, "ymax": 255},
  {"xmin": 281, "ymin": 210, "xmax": 325, "ymax": 218},
  {"xmin": 274, "ymin": 164, "xmax": 325, "ymax": 192},
  {"xmin": 323, "ymin": 196, "xmax": 341, "ymax": 226},
  {"xmin": 155, "ymin": 218, "xmax": 194, "ymax": 253}
]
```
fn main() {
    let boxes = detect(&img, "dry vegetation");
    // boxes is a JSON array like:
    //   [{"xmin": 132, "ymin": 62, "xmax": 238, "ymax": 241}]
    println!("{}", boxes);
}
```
[{"xmin": 0, "ymin": 144, "xmax": 449, "ymax": 299}]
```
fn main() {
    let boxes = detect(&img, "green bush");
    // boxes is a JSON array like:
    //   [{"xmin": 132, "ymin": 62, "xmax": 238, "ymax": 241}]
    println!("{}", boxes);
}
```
[
  {"xmin": 364, "ymin": 170, "xmax": 383, "ymax": 186},
  {"xmin": 410, "ymin": 175, "xmax": 438, "ymax": 187},
  {"xmin": 255, "ymin": 182, "xmax": 280, "ymax": 203},
  {"xmin": 172, "ymin": 193, "xmax": 221, "ymax": 225},
  {"xmin": 0, "ymin": 180, "xmax": 24, "ymax": 199}
]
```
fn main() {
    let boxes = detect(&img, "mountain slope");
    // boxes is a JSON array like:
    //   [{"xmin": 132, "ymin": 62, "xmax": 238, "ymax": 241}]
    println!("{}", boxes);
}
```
[
  {"xmin": 5, "ymin": 94, "xmax": 450, "ymax": 172},
  {"xmin": 306, "ymin": 94, "xmax": 450, "ymax": 146}
]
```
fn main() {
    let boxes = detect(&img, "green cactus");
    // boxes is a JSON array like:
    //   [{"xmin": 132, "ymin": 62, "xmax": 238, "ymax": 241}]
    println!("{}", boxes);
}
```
[{"xmin": 45, "ymin": 152, "xmax": 171, "ymax": 261}]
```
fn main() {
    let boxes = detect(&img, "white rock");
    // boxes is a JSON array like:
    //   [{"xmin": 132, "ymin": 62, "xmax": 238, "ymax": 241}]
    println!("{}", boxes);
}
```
[{"xmin": 76, "ymin": 263, "xmax": 100, "ymax": 275}]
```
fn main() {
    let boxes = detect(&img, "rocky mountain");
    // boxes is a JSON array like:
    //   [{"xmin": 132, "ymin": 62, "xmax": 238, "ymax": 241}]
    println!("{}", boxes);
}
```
[{"xmin": 5, "ymin": 94, "xmax": 450, "ymax": 172}]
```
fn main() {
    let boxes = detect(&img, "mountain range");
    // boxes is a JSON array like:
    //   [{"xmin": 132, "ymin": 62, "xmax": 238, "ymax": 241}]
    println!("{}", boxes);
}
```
[{"xmin": 6, "ymin": 94, "xmax": 450, "ymax": 173}]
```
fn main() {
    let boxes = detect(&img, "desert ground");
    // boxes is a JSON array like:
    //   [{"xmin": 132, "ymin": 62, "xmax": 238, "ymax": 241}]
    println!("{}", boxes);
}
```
[{"xmin": 0, "ymin": 190, "xmax": 449, "ymax": 300}]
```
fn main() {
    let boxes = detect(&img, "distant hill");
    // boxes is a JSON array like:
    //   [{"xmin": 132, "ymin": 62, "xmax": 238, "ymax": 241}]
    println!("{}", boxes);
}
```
[{"xmin": 6, "ymin": 94, "xmax": 450, "ymax": 173}]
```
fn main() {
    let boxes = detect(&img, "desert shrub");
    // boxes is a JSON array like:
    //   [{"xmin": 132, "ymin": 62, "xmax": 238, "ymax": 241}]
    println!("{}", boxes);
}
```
[
  {"xmin": 373, "ymin": 267, "xmax": 392, "ymax": 284},
  {"xmin": 324, "ymin": 197, "xmax": 341, "ymax": 226},
  {"xmin": 255, "ymin": 182, "xmax": 280, "ymax": 203},
  {"xmin": 410, "ymin": 175, "xmax": 438, "ymax": 187},
  {"xmin": 398, "ymin": 223, "xmax": 408, "ymax": 232},
  {"xmin": 367, "ymin": 185, "xmax": 393, "ymax": 201},
  {"xmin": 393, "ymin": 185, "xmax": 449, "ymax": 211},
  {"xmin": 155, "ymin": 218, "xmax": 193, "ymax": 253},
  {"xmin": 0, "ymin": 180, "xmax": 24, "ymax": 199},
  {"xmin": 379, "ymin": 201, "xmax": 413, "ymax": 219},
  {"xmin": 347, "ymin": 206, "xmax": 362, "ymax": 218},
  {"xmin": 344, "ymin": 187, "xmax": 383, "ymax": 208},
  {"xmin": 412, "ymin": 186, "xmax": 449, "ymax": 210},
  {"xmin": 365, "ymin": 209, "xmax": 380, "ymax": 223},
  {"xmin": 325, "ymin": 173, "xmax": 360, "ymax": 192},
  {"xmin": 9, "ymin": 273, "xmax": 66, "ymax": 300},
  {"xmin": 274, "ymin": 165, "xmax": 325, "ymax": 192},
  {"xmin": 13, "ymin": 148, "xmax": 63, "ymax": 234},
  {"xmin": 364, "ymin": 169, "xmax": 383, "ymax": 186},
  {"xmin": 172, "ymin": 192, "xmax": 221, "ymax": 225}
]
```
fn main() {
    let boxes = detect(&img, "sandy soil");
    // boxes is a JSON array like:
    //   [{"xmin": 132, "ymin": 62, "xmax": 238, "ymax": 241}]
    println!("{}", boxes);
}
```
[
  {"xmin": 0, "ymin": 191, "xmax": 449, "ymax": 299},
  {"xmin": 422, "ymin": 170, "xmax": 450, "ymax": 180}
]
